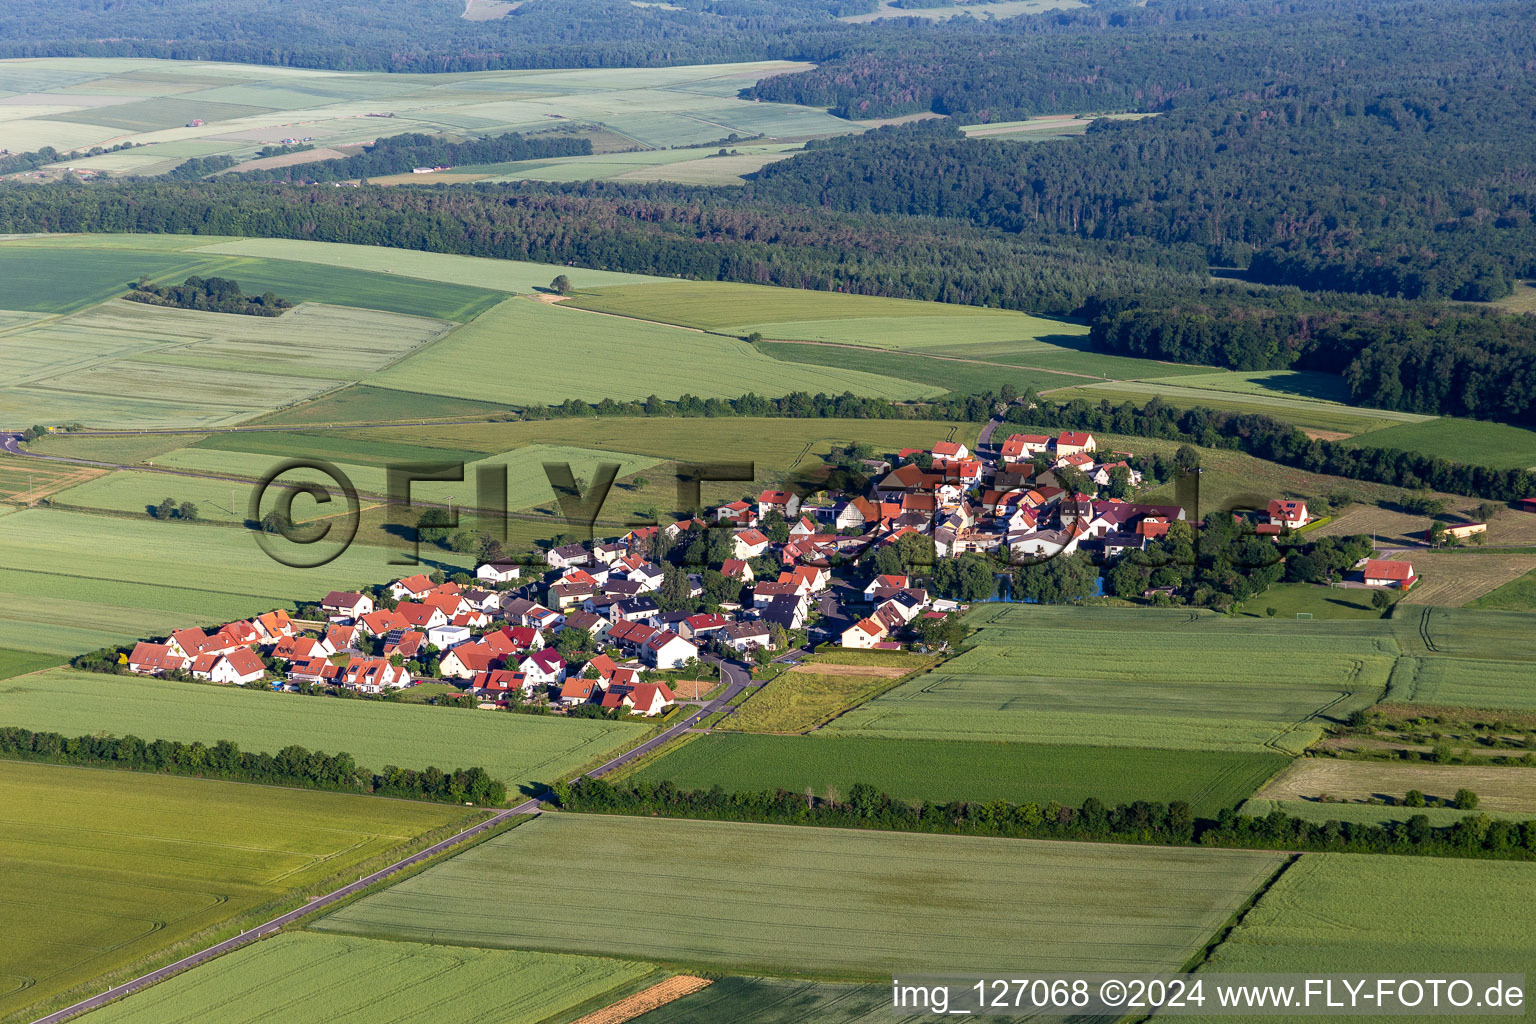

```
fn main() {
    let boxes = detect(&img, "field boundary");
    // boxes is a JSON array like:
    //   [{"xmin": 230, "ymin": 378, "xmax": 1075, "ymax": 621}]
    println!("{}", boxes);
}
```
[{"xmin": 567, "ymin": 975, "xmax": 712, "ymax": 1024}]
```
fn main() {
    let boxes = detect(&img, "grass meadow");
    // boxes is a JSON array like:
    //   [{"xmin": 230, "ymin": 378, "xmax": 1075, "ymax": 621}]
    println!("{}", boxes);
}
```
[
  {"xmin": 1254, "ymin": 759, "xmax": 1536, "ymax": 816},
  {"xmin": 626, "ymin": 733, "xmax": 1288, "ymax": 816},
  {"xmin": 1239, "ymin": 799, "xmax": 1532, "ymax": 827},
  {"xmin": 366, "ymin": 298, "xmax": 939, "ymax": 405},
  {"xmin": 717, "ymin": 654, "xmax": 933, "ymax": 733},
  {"xmin": 759, "ymin": 342, "xmax": 1089, "ymax": 396},
  {"xmin": 74, "ymin": 933, "xmax": 656, "ymax": 1024},
  {"xmin": 0, "ymin": 669, "xmax": 640, "ymax": 790},
  {"xmin": 826, "ymin": 605, "xmax": 1396, "ymax": 754},
  {"xmin": 1200, "ymin": 854, "xmax": 1536, "ymax": 977},
  {"xmin": 0, "ymin": 760, "xmax": 469, "ymax": 1022},
  {"xmin": 313, "ymin": 813, "xmax": 1286, "ymax": 978},
  {"xmin": 1470, "ymin": 568, "xmax": 1536, "ymax": 612}
]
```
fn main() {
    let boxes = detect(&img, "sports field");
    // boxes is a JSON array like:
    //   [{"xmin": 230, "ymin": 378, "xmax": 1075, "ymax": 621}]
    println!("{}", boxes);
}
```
[
  {"xmin": 825, "ymin": 606, "xmax": 1396, "ymax": 754},
  {"xmin": 74, "ymin": 933, "xmax": 656, "ymax": 1024},
  {"xmin": 0, "ymin": 760, "xmax": 469, "ymax": 1021},
  {"xmin": 1201, "ymin": 854, "xmax": 1536, "ymax": 976},
  {"xmin": 0, "ymin": 508, "xmax": 480, "ymax": 654},
  {"xmin": 0, "ymin": 669, "xmax": 639, "ymax": 790},
  {"xmin": 313, "ymin": 813, "xmax": 1286, "ymax": 977},
  {"xmin": 627, "ymin": 734, "xmax": 1287, "ymax": 816},
  {"xmin": 0, "ymin": 59, "xmax": 859, "ymax": 177},
  {"xmin": 367, "ymin": 298, "xmax": 939, "ymax": 405}
]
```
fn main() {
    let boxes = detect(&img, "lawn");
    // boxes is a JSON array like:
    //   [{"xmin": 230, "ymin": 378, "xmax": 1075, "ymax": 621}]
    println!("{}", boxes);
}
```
[
  {"xmin": 1349, "ymin": 417, "xmax": 1536, "ymax": 470},
  {"xmin": 1200, "ymin": 854, "xmax": 1536, "ymax": 976},
  {"xmin": 366, "ymin": 298, "xmax": 939, "ymax": 406},
  {"xmin": 626, "ymin": 733, "xmax": 1288, "ymax": 816},
  {"xmin": 0, "ymin": 295, "xmax": 453, "ymax": 428},
  {"xmin": 717, "ymin": 655, "xmax": 933, "ymax": 733},
  {"xmin": 824, "ymin": 605, "xmax": 1396, "ymax": 754},
  {"xmin": 0, "ymin": 669, "xmax": 641, "ymax": 792},
  {"xmin": 0, "ymin": 760, "xmax": 471, "ymax": 1022},
  {"xmin": 1470, "ymin": 568, "xmax": 1536, "ymax": 612},
  {"xmin": 73, "ymin": 933, "xmax": 656, "ymax": 1024},
  {"xmin": 1236, "ymin": 582, "xmax": 1389, "ymax": 620},
  {"xmin": 1254, "ymin": 759, "xmax": 1536, "ymax": 815},
  {"xmin": 0, "ymin": 508, "xmax": 482, "ymax": 654},
  {"xmin": 313, "ymin": 813, "xmax": 1286, "ymax": 978}
]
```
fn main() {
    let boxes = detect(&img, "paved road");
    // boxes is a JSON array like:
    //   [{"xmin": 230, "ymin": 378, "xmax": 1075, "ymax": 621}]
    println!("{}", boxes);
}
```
[
  {"xmin": 29, "ymin": 796, "xmax": 541, "ymax": 1024},
  {"xmin": 27, "ymin": 658, "xmax": 753, "ymax": 1024}
]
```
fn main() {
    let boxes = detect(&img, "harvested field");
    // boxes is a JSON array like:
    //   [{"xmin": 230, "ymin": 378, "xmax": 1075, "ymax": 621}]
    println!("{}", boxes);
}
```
[
  {"xmin": 0, "ymin": 455, "xmax": 105, "ymax": 503},
  {"xmin": 1396, "ymin": 551, "xmax": 1536, "ymax": 607},
  {"xmin": 569, "ymin": 976, "xmax": 711, "ymax": 1024},
  {"xmin": 1255, "ymin": 759, "xmax": 1536, "ymax": 814}
]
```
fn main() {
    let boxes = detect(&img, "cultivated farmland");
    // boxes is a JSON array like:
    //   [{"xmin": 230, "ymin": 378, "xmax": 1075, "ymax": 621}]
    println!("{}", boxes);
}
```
[
  {"xmin": 1470, "ymin": 568, "xmax": 1536, "ymax": 612},
  {"xmin": 626, "ymin": 734, "xmax": 1288, "ymax": 816},
  {"xmin": 1200, "ymin": 854, "xmax": 1536, "ymax": 976},
  {"xmin": 0, "ymin": 669, "xmax": 640, "ymax": 790},
  {"xmin": 1254, "ymin": 759, "xmax": 1536, "ymax": 815},
  {"xmin": 366, "ymin": 297, "xmax": 939, "ymax": 405},
  {"xmin": 0, "ymin": 58, "xmax": 859, "ymax": 176},
  {"xmin": 717, "ymin": 654, "xmax": 932, "ymax": 733},
  {"xmin": 313, "ymin": 813, "xmax": 1286, "ymax": 978},
  {"xmin": 1397, "ymin": 552, "xmax": 1536, "ymax": 607},
  {"xmin": 825, "ymin": 606, "xmax": 1395, "ymax": 754},
  {"xmin": 0, "ymin": 760, "xmax": 470, "ymax": 1022},
  {"xmin": 630, "ymin": 976, "xmax": 1037, "ymax": 1024},
  {"xmin": 74, "ymin": 933, "xmax": 656, "ymax": 1024},
  {"xmin": 0, "ymin": 508, "xmax": 480, "ymax": 654},
  {"xmin": 758, "ymin": 342, "xmax": 1089, "ymax": 398},
  {"xmin": 1386, "ymin": 654, "xmax": 1536, "ymax": 711},
  {"xmin": 1348, "ymin": 417, "xmax": 1536, "ymax": 470}
]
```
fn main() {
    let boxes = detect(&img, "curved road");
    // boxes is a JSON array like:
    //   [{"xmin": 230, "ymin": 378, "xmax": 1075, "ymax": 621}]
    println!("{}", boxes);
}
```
[{"xmin": 29, "ymin": 656, "xmax": 753, "ymax": 1024}]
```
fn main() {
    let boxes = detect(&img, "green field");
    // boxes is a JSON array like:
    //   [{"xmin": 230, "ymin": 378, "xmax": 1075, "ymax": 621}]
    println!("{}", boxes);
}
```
[
  {"xmin": 1202, "ymin": 854, "xmax": 1536, "ymax": 976},
  {"xmin": 1350, "ymin": 417, "xmax": 1536, "ymax": 470},
  {"xmin": 1385, "ymin": 654, "xmax": 1536, "ymax": 711},
  {"xmin": 824, "ymin": 605, "xmax": 1396, "ymax": 754},
  {"xmin": 759, "ymin": 342, "xmax": 1088, "ymax": 396},
  {"xmin": 630, "ymin": 976, "xmax": 1031, "ymax": 1024},
  {"xmin": 1469, "ymin": 568, "xmax": 1536, "ymax": 612},
  {"xmin": 1235, "ymin": 582, "xmax": 1390, "ymax": 620},
  {"xmin": 314, "ymin": 813, "xmax": 1286, "ymax": 978},
  {"xmin": 0, "ymin": 760, "xmax": 469, "ymax": 1021},
  {"xmin": 75, "ymin": 933, "xmax": 655, "ymax": 1024},
  {"xmin": 1047, "ymin": 378, "xmax": 1432, "ymax": 436},
  {"xmin": 367, "ymin": 298, "xmax": 939, "ymax": 406},
  {"xmin": 246, "ymin": 385, "xmax": 518, "ymax": 426},
  {"xmin": 628, "ymin": 734, "xmax": 1287, "ymax": 816},
  {"xmin": 0, "ymin": 647, "xmax": 60, "ymax": 680},
  {"xmin": 0, "ymin": 59, "xmax": 862, "ymax": 176},
  {"xmin": 0, "ymin": 669, "xmax": 640, "ymax": 791},
  {"xmin": 0, "ymin": 508, "xmax": 481, "ymax": 654}
]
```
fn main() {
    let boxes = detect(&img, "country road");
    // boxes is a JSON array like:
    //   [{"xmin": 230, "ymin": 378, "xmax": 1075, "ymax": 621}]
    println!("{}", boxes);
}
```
[{"xmin": 28, "ymin": 655, "xmax": 754, "ymax": 1024}]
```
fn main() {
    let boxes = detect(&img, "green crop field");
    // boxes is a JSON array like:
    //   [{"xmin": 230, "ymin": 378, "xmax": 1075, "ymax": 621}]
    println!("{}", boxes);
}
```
[
  {"xmin": 627, "ymin": 734, "xmax": 1287, "ymax": 816},
  {"xmin": 1385, "ymin": 655, "xmax": 1536, "ymax": 711},
  {"xmin": 1349, "ymin": 417, "xmax": 1536, "ymax": 470},
  {"xmin": 0, "ymin": 760, "xmax": 469, "ymax": 1022},
  {"xmin": 0, "ymin": 59, "xmax": 862, "ymax": 177},
  {"xmin": 0, "ymin": 669, "xmax": 640, "ymax": 791},
  {"xmin": 1469, "ymin": 568, "xmax": 1536, "ymax": 612},
  {"xmin": 1201, "ymin": 854, "xmax": 1536, "ymax": 977},
  {"xmin": 314, "ymin": 813, "xmax": 1285, "ymax": 978},
  {"xmin": 0, "ymin": 294, "xmax": 454, "ymax": 429},
  {"xmin": 825, "ymin": 605, "xmax": 1396, "ymax": 754},
  {"xmin": 367, "ymin": 298, "xmax": 939, "ymax": 406},
  {"xmin": 631, "ymin": 976, "xmax": 1039, "ymax": 1024},
  {"xmin": 718, "ymin": 656, "xmax": 933, "ymax": 733},
  {"xmin": 0, "ymin": 508, "xmax": 485, "ymax": 654},
  {"xmin": 74, "ymin": 933, "xmax": 656, "ymax": 1024},
  {"xmin": 246, "ymin": 385, "xmax": 517, "ymax": 426},
  {"xmin": 0, "ymin": 245, "xmax": 220, "ymax": 313},
  {"xmin": 0, "ymin": 647, "xmax": 60, "ymax": 680},
  {"xmin": 759, "ymin": 342, "xmax": 1088, "ymax": 396}
]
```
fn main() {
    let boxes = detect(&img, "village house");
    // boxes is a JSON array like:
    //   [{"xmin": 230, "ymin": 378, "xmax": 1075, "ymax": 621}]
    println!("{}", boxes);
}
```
[
  {"xmin": 470, "ymin": 669, "xmax": 529, "ymax": 699},
  {"xmin": 1053, "ymin": 431, "xmax": 1097, "ymax": 457},
  {"xmin": 357, "ymin": 608, "xmax": 407, "ymax": 637},
  {"xmin": 731, "ymin": 528, "xmax": 771, "ymax": 559},
  {"xmin": 388, "ymin": 574, "xmax": 435, "ymax": 601},
  {"xmin": 841, "ymin": 616, "xmax": 887, "ymax": 649},
  {"xmin": 475, "ymin": 560, "xmax": 522, "ymax": 584},
  {"xmin": 440, "ymin": 642, "xmax": 500, "ymax": 679},
  {"xmin": 518, "ymin": 648, "xmax": 567, "ymax": 686},
  {"xmin": 719, "ymin": 620, "xmax": 772, "ymax": 653},
  {"xmin": 127, "ymin": 642, "xmax": 188, "ymax": 676},
  {"xmin": 1267, "ymin": 499, "xmax": 1310, "ymax": 530},
  {"xmin": 190, "ymin": 648, "xmax": 267, "ymax": 686},
  {"xmin": 757, "ymin": 489, "xmax": 802, "ymax": 521},
  {"xmin": 383, "ymin": 629, "xmax": 426, "ymax": 660},
  {"xmin": 546, "ymin": 542, "xmax": 591, "ymax": 569},
  {"xmin": 321, "ymin": 591, "xmax": 373, "ymax": 619},
  {"xmin": 641, "ymin": 629, "xmax": 697, "ymax": 670},
  {"xmin": 340, "ymin": 657, "xmax": 411, "ymax": 693}
]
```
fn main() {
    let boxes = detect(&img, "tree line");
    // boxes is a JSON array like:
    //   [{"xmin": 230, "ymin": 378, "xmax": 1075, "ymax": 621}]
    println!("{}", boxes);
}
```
[
  {"xmin": 559, "ymin": 777, "xmax": 1536, "ymax": 861},
  {"xmin": 125, "ymin": 275, "xmax": 292, "ymax": 317},
  {"xmin": 0, "ymin": 725, "xmax": 507, "ymax": 805}
]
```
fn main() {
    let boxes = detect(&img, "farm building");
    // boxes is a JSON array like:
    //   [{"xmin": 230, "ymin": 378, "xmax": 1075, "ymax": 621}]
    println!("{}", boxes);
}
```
[
  {"xmin": 1362, "ymin": 559, "xmax": 1416, "ymax": 588},
  {"xmin": 1428, "ymin": 522, "xmax": 1487, "ymax": 543}
]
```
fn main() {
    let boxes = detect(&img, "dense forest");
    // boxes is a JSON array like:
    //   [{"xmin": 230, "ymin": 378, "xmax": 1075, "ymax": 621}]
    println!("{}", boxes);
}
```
[
  {"xmin": 125, "ymin": 276, "xmax": 292, "ymax": 316},
  {"xmin": 227, "ymin": 131, "xmax": 593, "ymax": 184}
]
